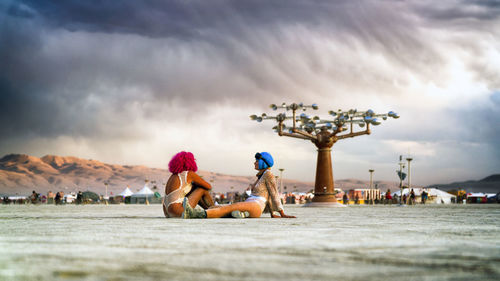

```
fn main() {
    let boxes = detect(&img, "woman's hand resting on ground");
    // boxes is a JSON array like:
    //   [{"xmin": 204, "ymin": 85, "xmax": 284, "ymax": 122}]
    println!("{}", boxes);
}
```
[{"xmin": 271, "ymin": 210, "xmax": 296, "ymax": 218}]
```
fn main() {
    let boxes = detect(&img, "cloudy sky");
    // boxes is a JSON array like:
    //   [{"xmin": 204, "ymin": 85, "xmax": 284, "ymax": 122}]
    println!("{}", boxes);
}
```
[{"xmin": 1, "ymin": 0, "xmax": 499, "ymax": 185}]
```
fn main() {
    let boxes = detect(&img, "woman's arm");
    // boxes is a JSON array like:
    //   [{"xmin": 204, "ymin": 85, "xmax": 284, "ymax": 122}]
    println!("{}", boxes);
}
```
[
  {"xmin": 188, "ymin": 171, "xmax": 212, "ymax": 190},
  {"xmin": 272, "ymin": 210, "xmax": 296, "ymax": 218},
  {"xmin": 264, "ymin": 173, "xmax": 296, "ymax": 218},
  {"xmin": 263, "ymin": 172, "xmax": 282, "ymax": 212}
]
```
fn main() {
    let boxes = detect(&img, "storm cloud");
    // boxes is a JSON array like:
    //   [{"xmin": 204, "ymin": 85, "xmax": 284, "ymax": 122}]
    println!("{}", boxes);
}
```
[{"xmin": 1, "ymin": 0, "xmax": 499, "ymax": 184}]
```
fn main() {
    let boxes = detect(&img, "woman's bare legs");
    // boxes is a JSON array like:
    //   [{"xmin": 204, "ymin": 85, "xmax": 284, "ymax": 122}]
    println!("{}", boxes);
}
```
[
  {"xmin": 206, "ymin": 201, "xmax": 262, "ymax": 218},
  {"xmin": 162, "ymin": 198, "xmax": 169, "ymax": 217},
  {"xmin": 197, "ymin": 191, "xmax": 215, "ymax": 209},
  {"xmin": 166, "ymin": 187, "xmax": 214, "ymax": 217},
  {"xmin": 186, "ymin": 187, "xmax": 214, "ymax": 209}
]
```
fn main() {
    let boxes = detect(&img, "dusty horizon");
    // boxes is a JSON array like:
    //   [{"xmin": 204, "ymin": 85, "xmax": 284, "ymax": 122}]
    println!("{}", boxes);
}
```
[{"xmin": 1, "ymin": 153, "xmax": 414, "ymax": 197}]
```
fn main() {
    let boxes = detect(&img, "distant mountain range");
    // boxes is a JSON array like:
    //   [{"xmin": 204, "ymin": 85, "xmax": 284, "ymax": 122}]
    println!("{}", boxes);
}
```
[
  {"xmin": 429, "ymin": 175, "xmax": 500, "ymax": 194},
  {"xmin": 0, "ymin": 154, "xmax": 315, "ymax": 196},
  {"xmin": 0, "ymin": 154, "xmax": 497, "ymax": 196}
]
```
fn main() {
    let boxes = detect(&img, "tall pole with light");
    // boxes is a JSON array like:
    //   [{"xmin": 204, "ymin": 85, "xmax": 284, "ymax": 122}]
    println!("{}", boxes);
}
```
[
  {"xmin": 397, "ymin": 155, "xmax": 406, "ymax": 205},
  {"xmin": 251, "ymin": 103, "xmax": 399, "ymax": 207},
  {"xmin": 145, "ymin": 179, "xmax": 149, "ymax": 205},
  {"xmin": 406, "ymin": 157, "xmax": 413, "ymax": 191},
  {"xmin": 369, "ymin": 169, "xmax": 374, "ymax": 205},
  {"xmin": 209, "ymin": 176, "xmax": 214, "ymax": 198},
  {"xmin": 104, "ymin": 182, "xmax": 109, "ymax": 205},
  {"xmin": 278, "ymin": 168, "xmax": 285, "ymax": 195}
]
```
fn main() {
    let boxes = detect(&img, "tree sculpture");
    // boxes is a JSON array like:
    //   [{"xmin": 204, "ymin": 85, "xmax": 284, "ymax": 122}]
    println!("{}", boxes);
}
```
[{"xmin": 250, "ymin": 103, "xmax": 399, "ymax": 206}]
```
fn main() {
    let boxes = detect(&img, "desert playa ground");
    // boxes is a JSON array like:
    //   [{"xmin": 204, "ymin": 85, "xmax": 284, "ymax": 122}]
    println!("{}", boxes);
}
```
[{"xmin": 1, "ymin": 204, "xmax": 499, "ymax": 281}]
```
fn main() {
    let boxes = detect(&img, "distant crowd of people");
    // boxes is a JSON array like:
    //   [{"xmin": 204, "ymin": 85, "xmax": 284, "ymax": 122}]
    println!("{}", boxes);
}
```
[
  {"xmin": 340, "ymin": 188, "xmax": 430, "ymax": 205},
  {"xmin": 1, "ymin": 187, "xmax": 429, "ymax": 206},
  {"xmin": 211, "ymin": 191, "xmax": 312, "ymax": 206},
  {"xmin": 1, "ymin": 190, "xmax": 81, "ymax": 205}
]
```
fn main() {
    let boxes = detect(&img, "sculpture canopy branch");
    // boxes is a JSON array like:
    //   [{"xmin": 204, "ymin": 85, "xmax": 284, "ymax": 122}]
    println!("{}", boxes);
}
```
[
  {"xmin": 251, "ymin": 103, "xmax": 398, "ymax": 146},
  {"xmin": 250, "ymin": 102, "xmax": 400, "ymax": 205}
]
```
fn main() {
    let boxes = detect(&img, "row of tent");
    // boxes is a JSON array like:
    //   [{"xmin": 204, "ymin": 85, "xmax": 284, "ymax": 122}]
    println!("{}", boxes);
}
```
[
  {"xmin": 388, "ymin": 188, "xmax": 456, "ymax": 204},
  {"xmin": 118, "ymin": 185, "xmax": 155, "ymax": 197},
  {"xmin": 7, "ymin": 185, "xmax": 157, "ymax": 200}
]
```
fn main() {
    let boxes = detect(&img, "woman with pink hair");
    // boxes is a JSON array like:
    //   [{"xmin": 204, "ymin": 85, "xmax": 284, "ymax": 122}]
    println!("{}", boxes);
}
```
[{"xmin": 162, "ymin": 151, "xmax": 214, "ymax": 218}]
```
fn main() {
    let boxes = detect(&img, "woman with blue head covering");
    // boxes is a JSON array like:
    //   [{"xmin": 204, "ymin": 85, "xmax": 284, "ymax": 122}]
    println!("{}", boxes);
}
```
[
  {"xmin": 255, "ymin": 152, "xmax": 273, "ymax": 169},
  {"xmin": 182, "ymin": 152, "xmax": 296, "ymax": 219}
]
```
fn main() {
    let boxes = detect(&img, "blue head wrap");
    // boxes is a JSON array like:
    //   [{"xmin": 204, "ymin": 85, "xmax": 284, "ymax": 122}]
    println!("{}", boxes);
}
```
[{"xmin": 255, "ymin": 152, "xmax": 274, "ymax": 169}]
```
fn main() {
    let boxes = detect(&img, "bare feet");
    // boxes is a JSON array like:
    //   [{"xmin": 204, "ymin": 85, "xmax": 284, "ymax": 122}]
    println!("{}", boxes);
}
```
[{"xmin": 231, "ymin": 210, "xmax": 250, "ymax": 218}]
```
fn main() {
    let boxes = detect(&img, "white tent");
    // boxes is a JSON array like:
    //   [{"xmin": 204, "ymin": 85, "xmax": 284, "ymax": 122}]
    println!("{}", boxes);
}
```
[
  {"xmin": 130, "ymin": 184, "xmax": 155, "ymax": 204},
  {"xmin": 392, "ymin": 188, "xmax": 456, "ymax": 204},
  {"xmin": 64, "ymin": 194, "xmax": 77, "ymax": 203},
  {"xmin": 429, "ymin": 188, "xmax": 456, "ymax": 204},
  {"xmin": 468, "ymin": 192, "xmax": 486, "ymax": 197},
  {"xmin": 131, "ymin": 185, "xmax": 154, "ymax": 197},
  {"xmin": 392, "ymin": 188, "xmax": 423, "ymax": 196},
  {"xmin": 7, "ymin": 196, "xmax": 27, "ymax": 200},
  {"xmin": 118, "ymin": 187, "xmax": 134, "ymax": 197}
]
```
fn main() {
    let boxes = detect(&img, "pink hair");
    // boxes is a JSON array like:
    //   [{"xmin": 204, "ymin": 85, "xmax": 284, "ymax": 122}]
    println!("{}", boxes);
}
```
[{"xmin": 168, "ymin": 151, "xmax": 198, "ymax": 174}]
